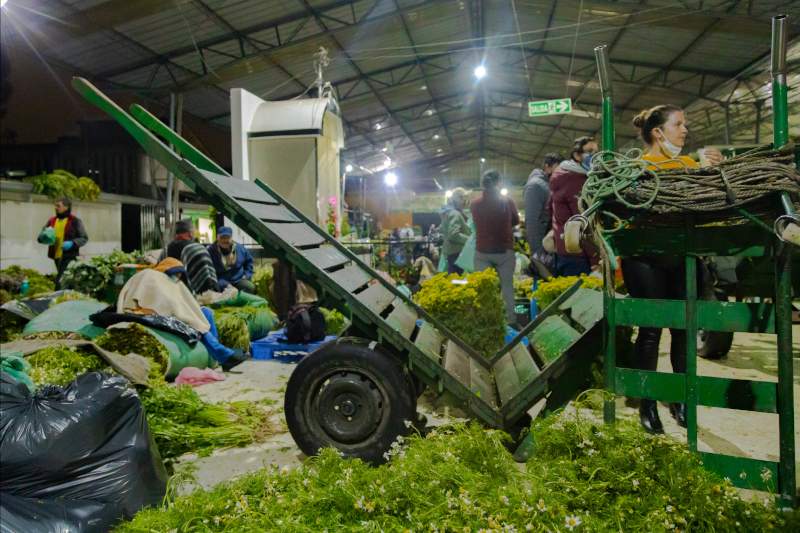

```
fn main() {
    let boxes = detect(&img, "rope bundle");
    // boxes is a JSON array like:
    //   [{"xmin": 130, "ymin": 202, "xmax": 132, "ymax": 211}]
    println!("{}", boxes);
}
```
[{"xmin": 580, "ymin": 141, "xmax": 800, "ymax": 229}]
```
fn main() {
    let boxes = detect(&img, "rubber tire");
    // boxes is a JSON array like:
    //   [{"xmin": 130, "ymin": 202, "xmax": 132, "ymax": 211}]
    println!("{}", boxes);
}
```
[
  {"xmin": 285, "ymin": 338, "xmax": 416, "ymax": 464},
  {"xmin": 697, "ymin": 329, "xmax": 734, "ymax": 360}
]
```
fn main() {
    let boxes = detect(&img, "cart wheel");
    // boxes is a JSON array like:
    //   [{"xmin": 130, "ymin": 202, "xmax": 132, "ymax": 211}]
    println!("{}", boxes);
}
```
[
  {"xmin": 285, "ymin": 338, "xmax": 416, "ymax": 464},
  {"xmin": 697, "ymin": 329, "xmax": 734, "ymax": 360},
  {"xmin": 563, "ymin": 220, "xmax": 584, "ymax": 254}
]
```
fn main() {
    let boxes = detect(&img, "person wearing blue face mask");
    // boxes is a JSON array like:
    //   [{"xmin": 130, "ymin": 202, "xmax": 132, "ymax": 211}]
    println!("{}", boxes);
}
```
[{"xmin": 547, "ymin": 136, "xmax": 601, "ymax": 277}]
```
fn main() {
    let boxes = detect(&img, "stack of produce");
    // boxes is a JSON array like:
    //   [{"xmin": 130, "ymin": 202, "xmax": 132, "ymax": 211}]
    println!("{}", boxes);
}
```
[
  {"xmin": 213, "ymin": 306, "xmax": 276, "ymax": 349},
  {"xmin": 25, "ymin": 169, "xmax": 100, "ymax": 202},
  {"xmin": 95, "ymin": 323, "xmax": 170, "ymax": 384},
  {"xmin": 61, "ymin": 248, "xmax": 148, "ymax": 300},
  {"xmin": 112, "ymin": 408, "xmax": 799, "ymax": 532},
  {"xmin": 416, "ymin": 270, "xmax": 506, "ymax": 359},
  {"xmin": 0, "ymin": 265, "xmax": 55, "ymax": 297},
  {"xmin": 320, "ymin": 307, "xmax": 347, "ymax": 336},
  {"xmin": 252, "ymin": 264, "xmax": 274, "ymax": 308}
]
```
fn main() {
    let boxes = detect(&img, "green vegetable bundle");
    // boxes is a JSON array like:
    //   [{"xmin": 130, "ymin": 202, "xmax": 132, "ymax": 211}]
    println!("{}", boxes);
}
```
[
  {"xmin": 138, "ymin": 384, "xmax": 279, "ymax": 464},
  {"xmin": 416, "ymin": 270, "xmax": 506, "ymax": 358},
  {"xmin": 320, "ymin": 307, "xmax": 346, "ymax": 336},
  {"xmin": 114, "ymin": 409, "xmax": 799, "ymax": 533},
  {"xmin": 23, "ymin": 331, "xmax": 91, "ymax": 341},
  {"xmin": 213, "ymin": 309, "xmax": 251, "ymax": 350},
  {"xmin": 95, "ymin": 323, "xmax": 169, "ymax": 385},
  {"xmin": 252, "ymin": 264, "xmax": 274, "ymax": 307},
  {"xmin": 26, "ymin": 344, "xmax": 109, "ymax": 388},
  {"xmin": 0, "ymin": 265, "xmax": 55, "ymax": 297},
  {"xmin": 0, "ymin": 311, "xmax": 26, "ymax": 343},
  {"xmin": 25, "ymin": 170, "xmax": 100, "ymax": 202},
  {"xmin": 61, "ymin": 248, "xmax": 147, "ymax": 299},
  {"xmin": 533, "ymin": 274, "xmax": 627, "ymax": 310}
]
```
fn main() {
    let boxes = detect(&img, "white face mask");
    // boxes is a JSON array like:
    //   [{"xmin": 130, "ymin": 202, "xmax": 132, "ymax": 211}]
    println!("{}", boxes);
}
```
[{"xmin": 656, "ymin": 128, "xmax": 682, "ymax": 158}]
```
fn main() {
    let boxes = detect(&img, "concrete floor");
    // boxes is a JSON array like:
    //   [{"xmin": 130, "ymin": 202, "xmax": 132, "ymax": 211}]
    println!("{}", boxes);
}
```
[{"xmin": 179, "ymin": 327, "xmax": 800, "ymax": 493}]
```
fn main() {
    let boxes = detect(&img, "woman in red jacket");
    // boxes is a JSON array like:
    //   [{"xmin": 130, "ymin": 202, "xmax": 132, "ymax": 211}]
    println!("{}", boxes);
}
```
[{"xmin": 547, "ymin": 136, "xmax": 600, "ymax": 276}]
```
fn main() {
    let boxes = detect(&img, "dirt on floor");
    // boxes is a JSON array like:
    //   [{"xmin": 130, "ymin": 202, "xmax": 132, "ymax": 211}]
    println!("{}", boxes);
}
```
[{"xmin": 178, "ymin": 328, "xmax": 799, "ymax": 493}]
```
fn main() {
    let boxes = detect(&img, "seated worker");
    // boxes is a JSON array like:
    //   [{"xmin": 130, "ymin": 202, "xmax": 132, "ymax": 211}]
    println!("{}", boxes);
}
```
[
  {"xmin": 207, "ymin": 227, "xmax": 256, "ymax": 294},
  {"xmin": 159, "ymin": 219, "xmax": 220, "ymax": 295},
  {"xmin": 118, "ymin": 259, "xmax": 250, "ymax": 371}
]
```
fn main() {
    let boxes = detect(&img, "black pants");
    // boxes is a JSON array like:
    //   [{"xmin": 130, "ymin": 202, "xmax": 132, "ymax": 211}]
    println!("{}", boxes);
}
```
[
  {"xmin": 54, "ymin": 257, "xmax": 75, "ymax": 290},
  {"xmin": 620, "ymin": 257, "xmax": 704, "ymax": 375}
]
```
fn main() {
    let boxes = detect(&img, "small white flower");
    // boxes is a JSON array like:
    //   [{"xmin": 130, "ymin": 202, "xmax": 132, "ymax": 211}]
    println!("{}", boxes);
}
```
[
  {"xmin": 404, "ymin": 419, "xmax": 413, "ymax": 428},
  {"xmin": 666, "ymin": 505, "xmax": 674, "ymax": 513},
  {"xmin": 565, "ymin": 515, "xmax": 581, "ymax": 530},
  {"xmin": 537, "ymin": 500, "xmax": 548, "ymax": 512},
  {"xmin": 633, "ymin": 479, "xmax": 639, "ymax": 487},
  {"xmin": 276, "ymin": 520, "xmax": 283, "ymax": 525}
]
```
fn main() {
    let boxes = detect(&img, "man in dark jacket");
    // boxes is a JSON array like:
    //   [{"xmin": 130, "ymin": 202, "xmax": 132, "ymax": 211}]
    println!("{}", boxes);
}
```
[
  {"xmin": 523, "ymin": 153, "xmax": 564, "ymax": 254},
  {"xmin": 548, "ymin": 137, "xmax": 600, "ymax": 277},
  {"xmin": 38, "ymin": 197, "xmax": 89, "ymax": 289},
  {"xmin": 158, "ymin": 219, "xmax": 220, "ymax": 295},
  {"xmin": 437, "ymin": 187, "xmax": 472, "ymax": 274},
  {"xmin": 208, "ymin": 227, "xmax": 256, "ymax": 294}
]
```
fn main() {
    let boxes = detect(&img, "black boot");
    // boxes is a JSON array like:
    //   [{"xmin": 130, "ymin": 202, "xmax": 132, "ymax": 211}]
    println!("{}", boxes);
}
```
[
  {"xmin": 669, "ymin": 403, "xmax": 687, "ymax": 428},
  {"xmin": 639, "ymin": 399, "xmax": 664, "ymax": 435},
  {"xmin": 222, "ymin": 349, "xmax": 252, "ymax": 372}
]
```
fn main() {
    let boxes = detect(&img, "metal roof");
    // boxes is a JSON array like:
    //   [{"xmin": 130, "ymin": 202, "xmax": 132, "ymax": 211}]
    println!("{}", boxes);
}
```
[{"xmin": 2, "ymin": 0, "xmax": 799, "ymax": 191}]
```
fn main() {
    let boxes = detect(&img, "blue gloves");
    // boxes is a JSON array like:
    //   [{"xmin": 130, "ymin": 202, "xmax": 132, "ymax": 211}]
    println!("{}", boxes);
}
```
[{"xmin": 61, "ymin": 241, "xmax": 74, "ymax": 251}]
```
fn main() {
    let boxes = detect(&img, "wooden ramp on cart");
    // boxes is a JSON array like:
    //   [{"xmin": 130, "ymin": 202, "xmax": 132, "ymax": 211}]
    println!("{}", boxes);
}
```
[{"xmin": 72, "ymin": 77, "xmax": 605, "ymax": 431}]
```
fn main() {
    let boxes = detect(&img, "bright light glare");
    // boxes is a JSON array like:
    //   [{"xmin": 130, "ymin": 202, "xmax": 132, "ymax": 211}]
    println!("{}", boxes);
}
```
[
  {"xmin": 385, "ymin": 172, "xmax": 398, "ymax": 186},
  {"xmin": 501, "ymin": 188, "xmax": 508, "ymax": 195},
  {"xmin": 445, "ymin": 190, "xmax": 453, "ymax": 198},
  {"xmin": 480, "ymin": 158, "xmax": 486, "ymax": 163},
  {"xmin": 474, "ymin": 65, "xmax": 486, "ymax": 79},
  {"xmin": 345, "ymin": 164, "xmax": 353, "ymax": 172},
  {"xmin": 0, "ymin": 0, "xmax": 7, "ymax": 8}
]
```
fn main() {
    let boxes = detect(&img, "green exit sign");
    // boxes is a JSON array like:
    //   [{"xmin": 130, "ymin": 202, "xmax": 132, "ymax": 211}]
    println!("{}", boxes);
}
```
[{"xmin": 528, "ymin": 98, "xmax": 572, "ymax": 117}]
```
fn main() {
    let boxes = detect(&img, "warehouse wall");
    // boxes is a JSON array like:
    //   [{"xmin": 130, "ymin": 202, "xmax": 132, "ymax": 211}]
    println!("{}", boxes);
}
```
[{"xmin": 1, "ymin": 188, "xmax": 121, "ymax": 274}]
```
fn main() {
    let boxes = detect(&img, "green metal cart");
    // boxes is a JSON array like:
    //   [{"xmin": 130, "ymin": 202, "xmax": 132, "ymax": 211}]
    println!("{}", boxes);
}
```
[
  {"xmin": 72, "ymin": 77, "xmax": 608, "ymax": 464},
  {"xmin": 573, "ymin": 15, "xmax": 797, "ymax": 508}
]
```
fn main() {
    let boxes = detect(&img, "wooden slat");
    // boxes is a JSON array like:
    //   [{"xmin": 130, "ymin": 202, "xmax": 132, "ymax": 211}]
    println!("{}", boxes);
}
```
[
  {"xmin": 493, "ymin": 352, "xmax": 523, "ymax": 405},
  {"xmin": 470, "ymin": 358, "xmax": 496, "ymax": 408},
  {"xmin": 301, "ymin": 246, "xmax": 349, "ymax": 271},
  {"xmin": 355, "ymin": 283, "xmax": 396, "ymax": 315},
  {"xmin": 529, "ymin": 316, "xmax": 581, "ymax": 365},
  {"xmin": 560, "ymin": 288, "xmax": 603, "ymax": 330},
  {"xmin": 444, "ymin": 341, "xmax": 471, "ymax": 388},
  {"xmin": 238, "ymin": 201, "xmax": 300, "ymax": 222},
  {"xmin": 386, "ymin": 298, "xmax": 418, "ymax": 339},
  {"xmin": 329, "ymin": 265, "xmax": 372, "ymax": 293},
  {"xmin": 202, "ymin": 171, "xmax": 278, "ymax": 204},
  {"xmin": 414, "ymin": 321, "xmax": 442, "ymax": 362},
  {"xmin": 509, "ymin": 341, "xmax": 540, "ymax": 385},
  {"xmin": 264, "ymin": 222, "xmax": 326, "ymax": 248}
]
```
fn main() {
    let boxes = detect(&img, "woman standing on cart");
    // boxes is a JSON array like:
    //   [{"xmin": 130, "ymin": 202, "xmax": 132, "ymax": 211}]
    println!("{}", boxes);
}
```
[{"xmin": 624, "ymin": 105, "xmax": 723, "ymax": 434}]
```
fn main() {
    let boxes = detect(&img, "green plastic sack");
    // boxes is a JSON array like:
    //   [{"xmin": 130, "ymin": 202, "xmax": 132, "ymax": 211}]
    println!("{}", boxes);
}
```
[
  {"xmin": 455, "ymin": 219, "xmax": 476, "ymax": 273},
  {"xmin": 38, "ymin": 227, "xmax": 56, "ymax": 246},
  {"xmin": 1, "ymin": 350, "xmax": 34, "ymax": 391},
  {"xmin": 22, "ymin": 300, "xmax": 107, "ymax": 339},
  {"xmin": 437, "ymin": 254, "xmax": 447, "ymax": 273},
  {"xmin": 207, "ymin": 291, "xmax": 269, "ymax": 309},
  {"xmin": 244, "ymin": 308, "xmax": 275, "ymax": 341},
  {"xmin": 140, "ymin": 326, "xmax": 215, "ymax": 381}
]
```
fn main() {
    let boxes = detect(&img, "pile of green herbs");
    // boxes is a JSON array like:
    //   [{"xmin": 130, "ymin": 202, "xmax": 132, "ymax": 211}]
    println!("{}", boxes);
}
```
[
  {"xmin": 23, "ymin": 331, "xmax": 91, "ymax": 341},
  {"xmin": 252, "ymin": 265, "xmax": 274, "ymax": 310},
  {"xmin": 320, "ymin": 307, "xmax": 347, "ymax": 336},
  {"xmin": 25, "ymin": 170, "xmax": 101, "ymax": 202},
  {"xmin": 116, "ymin": 407, "xmax": 797, "ymax": 532},
  {"xmin": 0, "ymin": 265, "xmax": 55, "ymax": 297},
  {"xmin": 138, "ymin": 384, "xmax": 280, "ymax": 465},
  {"xmin": 416, "ymin": 270, "xmax": 506, "ymax": 358},
  {"xmin": 213, "ymin": 306, "xmax": 276, "ymax": 348},
  {"xmin": 26, "ymin": 344, "xmax": 110, "ymax": 388},
  {"xmin": 61, "ymin": 248, "xmax": 148, "ymax": 299},
  {"xmin": 95, "ymin": 323, "xmax": 170, "ymax": 384},
  {"xmin": 0, "ymin": 311, "xmax": 26, "ymax": 343}
]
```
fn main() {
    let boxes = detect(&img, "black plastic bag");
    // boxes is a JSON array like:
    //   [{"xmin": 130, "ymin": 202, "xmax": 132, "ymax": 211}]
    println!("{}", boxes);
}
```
[
  {"xmin": 0, "ymin": 493, "xmax": 125, "ymax": 533},
  {"xmin": 0, "ymin": 372, "xmax": 167, "ymax": 531},
  {"xmin": 90, "ymin": 306, "xmax": 202, "ymax": 345}
]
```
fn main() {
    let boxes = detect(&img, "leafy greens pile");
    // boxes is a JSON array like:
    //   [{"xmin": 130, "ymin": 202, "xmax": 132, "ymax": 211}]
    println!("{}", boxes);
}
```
[
  {"xmin": 114, "ymin": 408, "xmax": 798, "ymax": 532},
  {"xmin": 25, "ymin": 170, "xmax": 100, "ymax": 202},
  {"xmin": 415, "ymin": 270, "xmax": 506, "ymax": 358},
  {"xmin": 61, "ymin": 248, "xmax": 148, "ymax": 299}
]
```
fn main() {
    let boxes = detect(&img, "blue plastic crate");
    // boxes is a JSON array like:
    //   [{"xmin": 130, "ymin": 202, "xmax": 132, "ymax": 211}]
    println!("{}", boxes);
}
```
[{"xmin": 251, "ymin": 328, "xmax": 337, "ymax": 363}]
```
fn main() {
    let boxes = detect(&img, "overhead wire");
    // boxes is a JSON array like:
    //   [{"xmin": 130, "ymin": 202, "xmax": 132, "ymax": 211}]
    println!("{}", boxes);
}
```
[{"xmin": 564, "ymin": 0, "xmax": 584, "ymax": 97}]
